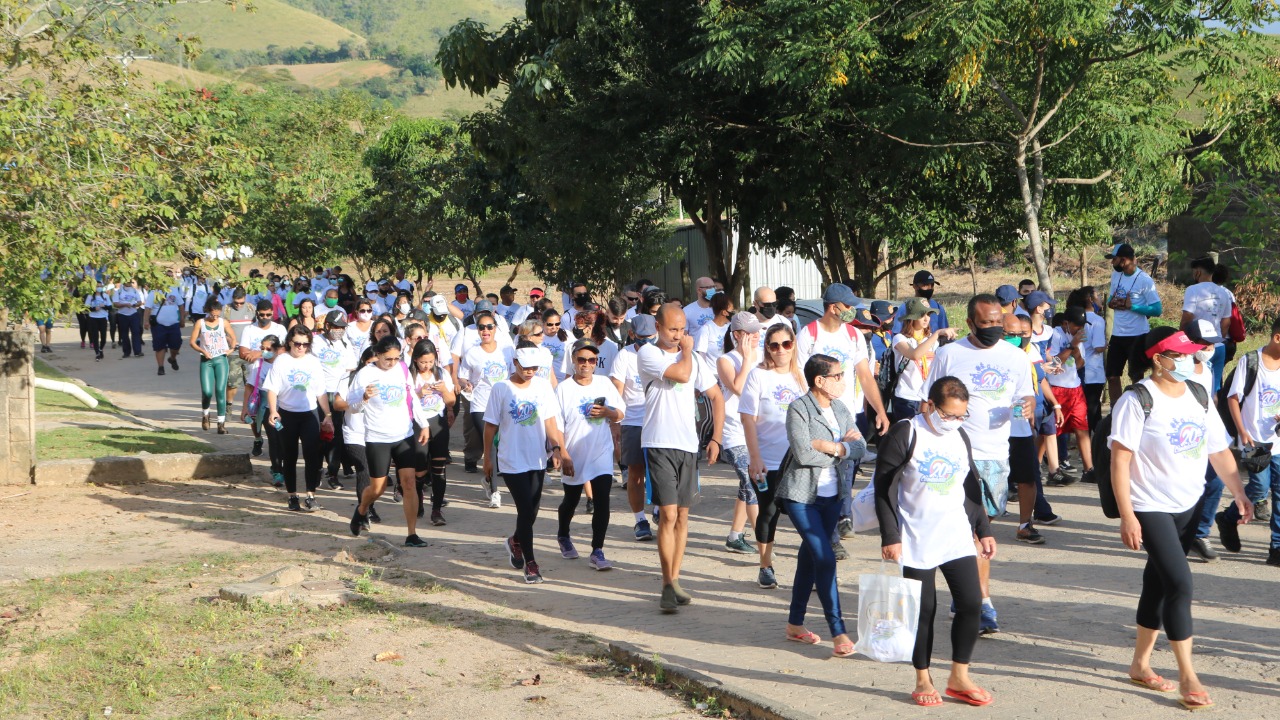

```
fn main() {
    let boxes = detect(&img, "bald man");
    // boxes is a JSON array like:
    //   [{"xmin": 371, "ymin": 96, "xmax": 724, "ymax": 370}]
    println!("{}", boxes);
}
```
[
  {"xmin": 684, "ymin": 276, "xmax": 717, "ymax": 335},
  {"xmin": 639, "ymin": 306, "xmax": 725, "ymax": 613},
  {"xmin": 751, "ymin": 286, "xmax": 788, "ymax": 353}
]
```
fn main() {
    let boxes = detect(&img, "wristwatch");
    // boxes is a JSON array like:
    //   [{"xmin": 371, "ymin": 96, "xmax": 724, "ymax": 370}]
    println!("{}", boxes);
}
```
[{"xmin": 550, "ymin": 445, "xmax": 562, "ymax": 453}]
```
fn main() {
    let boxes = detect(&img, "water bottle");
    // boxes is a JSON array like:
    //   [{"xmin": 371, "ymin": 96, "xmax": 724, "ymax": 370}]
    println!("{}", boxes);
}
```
[
  {"xmin": 1010, "ymin": 398, "xmax": 1024, "ymax": 421},
  {"xmin": 754, "ymin": 473, "xmax": 768, "ymax": 493},
  {"xmin": 273, "ymin": 419, "xmax": 283, "ymax": 432}
]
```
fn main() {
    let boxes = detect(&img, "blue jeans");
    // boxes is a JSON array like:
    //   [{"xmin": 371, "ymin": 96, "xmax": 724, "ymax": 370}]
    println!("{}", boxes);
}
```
[
  {"xmin": 1196, "ymin": 466, "xmax": 1223, "ymax": 539},
  {"xmin": 118, "ymin": 312, "xmax": 143, "ymax": 356},
  {"xmin": 785, "ymin": 496, "xmax": 846, "ymax": 636},
  {"xmin": 891, "ymin": 397, "xmax": 920, "ymax": 424},
  {"xmin": 1209, "ymin": 343, "xmax": 1226, "ymax": 394},
  {"xmin": 1222, "ymin": 453, "xmax": 1280, "ymax": 549}
]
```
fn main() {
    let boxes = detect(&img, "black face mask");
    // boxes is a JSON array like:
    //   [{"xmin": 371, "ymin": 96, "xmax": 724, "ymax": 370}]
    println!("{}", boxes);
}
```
[
  {"xmin": 969, "ymin": 324, "xmax": 1006, "ymax": 348},
  {"xmin": 917, "ymin": 288, "xmax": 935, "ymax": 300},
  {"xmin": 758, "ymin": 302, "xmax": 777, "ymax": 319},
  {"xmin": 1111, "ymin": 262, "xmax": 1124, "ymax": 272}
]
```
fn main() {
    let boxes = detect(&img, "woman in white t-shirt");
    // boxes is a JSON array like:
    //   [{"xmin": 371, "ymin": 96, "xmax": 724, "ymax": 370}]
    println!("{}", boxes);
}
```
[
  {"xmin": 460, "ymin": 311, "xmax": 516, "ymax": 507},
  {"xmin": 891, "ymin": 298, "xmax": 956, "ymax": 423},
  {"xmin": 741, "ymin": 323, "xmax": 807, "ymax": 590},
  {"xmin": 695, "ymin": 292, "xmax": 734, "ymax": 365},
  {"xmin": 541, "ymin": 309, "xmax": 569, "ymax": 381},
  {"xmin": 345, "ymin": 335, "xmax": 431, "ymax": 548},
  {"xmin": 483, "ymin": 344, "xmax": 571, "ymax": 584},
  {"xmin": 1109, "ymin": 327, "xmax": 1251, "ymax": 711},
  {"xmin": 411, "ymin": 338, "xmax": 456, "ymax": 527},
  {"xmin": 716, "ymin": 312, "xmax": 761, "ymax": 554},
  {"xmin": 85, "ymin": 287, "xmax": 112, "ymax": 360},
  {"xmin": 331, "ymin": 347, "xmax": 381, "ymax": 531},
  {"xmin": 265, "ymin": 325, "xmax": 333, "ymax": 512},
  {"xmin": 241, "ymin": 333, "xmax": 285, "ymax": 488},
  {"xmin": 875, "ymin": 377, "xmax": 996, "ymax": 708},
  {"xmin": 348, "ymin": 299, "xmax": 376, "ymax": 358},
  {"xmin": 555, "ymin": 339, "xmax": 624, "ymax": 570},
  {"xmin": 516, "ymin": 318, "xmax": 557, "ymax": 387}
]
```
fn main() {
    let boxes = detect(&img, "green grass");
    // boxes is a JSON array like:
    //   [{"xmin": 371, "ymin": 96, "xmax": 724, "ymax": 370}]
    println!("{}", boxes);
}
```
[
  {"xmin": 0, "ymin": 555, "xmax": 358, "ymax": 720},
  {"xmin": 33, "ymin": 357, "xmax": 122, "ymax": 415},
  {"xmin": 289, "ymin": 0, "xmax": 523, "ymax": 57},
  {"xmin": 166, "ymin": 0, "xmax": 363, "ymax": 52},
  {"xmin": 399, "ymin": 78, "xmax": 503, "ymax": 118},
  {"xmin": 37, "ymin": 427, "xmax": 214, "ymax": 460}
]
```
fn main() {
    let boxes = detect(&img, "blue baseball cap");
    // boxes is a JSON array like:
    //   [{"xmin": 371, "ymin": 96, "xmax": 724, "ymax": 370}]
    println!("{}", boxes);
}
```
[
  {"xmin": 995, "ymin": 285, "xmax": 1020, "ymax": 305},
  {"xmin": 822, "ymin": 283, "xmax": 858, "ymax": 307}
]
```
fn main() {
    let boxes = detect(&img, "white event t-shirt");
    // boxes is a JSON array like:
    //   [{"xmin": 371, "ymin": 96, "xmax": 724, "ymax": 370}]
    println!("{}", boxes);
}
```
[
  {"xmin": 891, "ymin": 333, "xmax": 931, "ymax": 403},
  {"xmin": 924, "ymin": 338, "xmax": 1035, "ymax": 461},
  {"xmin": 717, "ymin": 350, "xmax": 749, "ymax": 449},
  {"xmin": 1182, "ymin": 282, "xmax": 1232, "ymax": 342},
  {"xmin": 484, "ymin": 379, "xmax": 560, "ymax": 474},
  {"xmin": 460, "ymin": 344, "xmax": 515, "ymax": 413},
  {"xmin": 637, "ymin": 344, "xmax": 717, "ymax": 454},
  {"xmin": 263, "ymin": 353, "xmax": 325, "ymax": 412},
  {"xmin": 798, "ymin": 322, "xmax": 867, "ymax": 413},
  {"xmin": 609, "ymin": 345, "xmax": 646, "ymax": 427},
  {"xmin": 738, "ymin": 367, "xmax": 804, "ymax": 471},
  {"xmin": 694, "ymin": 320, "xmax": 730, "ymax": 364},
  {"xmin": 1045, "ymin": 327, "xmax": 1081, "ymax": 389},
  {"xmin": 414, "ymin": 369, "xmax": 455, "ymax": 424},
  {"xmin": 556, "ymin": 375, "xmax": 623, "ymax": 485},
  {"xmin": 1084, "ymin": 311, "xmax": 1107, "ymax": 385},
  {"xmin": 1108, "ymin": 269, "xmax": 1160, "ymax": 337},
  {"xmin": 684, "ymin": 303, "xmax": 715, "ymax": 337},
  {"xmin": 347, "ymin": 363, "xmax": 414, "ymax": 444},
  {"xmin": 1228, "ymin": 352, "xmax": 1280, "ymax": 445},
  {"xmin": 896, "ymin": 416, "xmax": 979, "ymax": 570},
  {"xmin": 313, "ymin": 335, "xmax": 357, "ymax": 393}
]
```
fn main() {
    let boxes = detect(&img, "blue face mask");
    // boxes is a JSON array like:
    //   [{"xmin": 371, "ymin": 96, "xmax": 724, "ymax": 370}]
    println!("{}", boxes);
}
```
[
  {"xmin": 704, "ymin": 288, "xmax": 717, "ymax": 301},
  {"xmin": 638, "ymin": 337, "xmax": 656, "ymax": 346},
  {"xmin": 262, "ymin": 350, "xmax": 276, "ymax": 361},
  {"xmin": 1165, "ymin": 354, "xmax": 1195, "ymax": 382}
]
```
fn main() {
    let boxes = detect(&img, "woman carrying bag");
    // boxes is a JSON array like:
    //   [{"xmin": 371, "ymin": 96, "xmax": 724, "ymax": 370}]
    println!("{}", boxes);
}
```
[
  {"xmin": 874, "ymin": 376, "xmax": 997, "ymax": 708},
  {"xmin": 774, "ymin": 353, "xmax": 865, "ymax": 657}
]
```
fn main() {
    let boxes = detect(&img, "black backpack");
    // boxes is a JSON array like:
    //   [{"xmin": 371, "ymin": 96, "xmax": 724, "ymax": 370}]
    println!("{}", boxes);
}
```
[
  {"xmin": 1217, "ymin": 349, "xmax": 1260, "ymax": 439},
  {"xmin": 875, "ymin": 347, "xmax": 909, "ymax": 406},
  {"xmin": 1091, "ymin": 381, "xmax": 1209, "ymax": 519}
]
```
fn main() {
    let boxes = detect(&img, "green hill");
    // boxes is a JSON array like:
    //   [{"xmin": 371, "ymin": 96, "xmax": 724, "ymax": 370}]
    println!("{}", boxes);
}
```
[
  {"xmin": 166, "ymin": 0, "xmax": 363, "ymax": 52},
  {"xmin": 281, "ymin": 0, "xmax": 523, "ymax": 55}
]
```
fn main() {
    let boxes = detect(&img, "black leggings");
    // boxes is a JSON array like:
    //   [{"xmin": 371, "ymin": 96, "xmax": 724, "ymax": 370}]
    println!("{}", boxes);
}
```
[
  {"xmin": 1135, "ymin": 507, "xmax": 1198, "ymax": 641},
  {"xmin": 278, "ymin": 409, "xmax": 322, "ymax": 495},
  {"xmin": 558, "ymin": 475, "xmax": 612, "ymax": 549},
  {"xmin": 324, "ymin": 408, "xmax": 351, "ymax": 478},
  {"xmin": 502, "ymin": 470, "xmax": 545, "ymax": 564},
  {"xmin": 425, "ymin": 418, "xmax": 450, "ymax": 511},
  {"xmin": 753, "ymin": 469, "xmax": 784, "ymax": 545},
  {"xmin": 1084, "ymin": 382, "xmax": 1105, "ymax": 434},
  {"xmin": 76, "ymin": 312, "xmax": 89, "ymax": 342},
  {"xmin": 87, "ymin": 316, "xmax": 108, "ymax": 353},
  {"xmin": 345, "ymin": 443, "xmax": 371, "ymax": 499},
  {"xmin": 903, "ymin": 556, "xmax": 982, "ymax": 670}
]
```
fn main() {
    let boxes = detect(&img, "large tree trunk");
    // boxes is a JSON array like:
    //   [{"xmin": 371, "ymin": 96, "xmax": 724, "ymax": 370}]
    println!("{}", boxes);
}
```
[
  {"xmin": 820, "ymin": 199, "xmax": 850, "ymax": 284},
  {"xmin": 688, "ymin": 193, "xmax": 747, "ymax": 301},
  {"xmin": 1015, "ymin": 146, "xmax": 1055, "ymax": 294},
  {"xmin": 847, "ymin": 225, "xmax": 881, "ymax": 298}
]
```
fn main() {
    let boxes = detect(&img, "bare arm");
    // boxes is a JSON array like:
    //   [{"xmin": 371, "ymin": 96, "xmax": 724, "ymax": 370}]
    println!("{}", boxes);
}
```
[{"xmin": 1112, "ymin": 443, "xmax": 1142, "ymax": 550}]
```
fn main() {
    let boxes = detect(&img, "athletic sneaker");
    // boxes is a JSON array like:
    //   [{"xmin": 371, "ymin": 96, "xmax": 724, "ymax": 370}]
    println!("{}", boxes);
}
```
[
  {"xmin": 725, "ymin": 534, "xmax": 754, "ymax": 554},
  {"xmin": 588, "ymin": 549, "xmax": 612, "ymax": 571},
  {"xmin": 659, "ymin": 584, "xmax": 679, "ymax": 614},
  {"xmin": 251, "ymin": 439, "xmax": 263, "ymax": 457},
  {"xmin": 832, "ymin": 541, "xmax": 849, "ymax": 561},
  {"xmin": 404, "ymin": 534, "xmax": 428, "ymax": 548},
  {"xmin": 557, "ymin": 536, "xmax": 579, "ymax": 559},
  {"xmin": 168, "ymin": 357, "xmax": 179, "ymax": 371},
  {"xmin": 349, "ymin": 509, "xmax": 365, "ymax": 537},
  {"xmin": 979, "ymin": 605, "xmax": 999, "ymax": 634},
  {"xmin": 326, "ymin": 475, "xmax": 344, "ymax": 491},
  {"xmin": 368, "ymin": 506, "xmax": 382, "ymax": 524},
  {"xmin": 464, "ymin": 461, "xmax": 478, "ymax": 474},
  {"xmin": 488, "ymin": 491, "xmax": 501, "ymax": 509},
  {"xmin": 523, "ymin": 560, "xmax": 544, "ymax": 584},
  {"xmin": 1267, "ymin": 548, "xmax": 1280, "ymax": 567},
  {"xmin": 1059, "ymin": 459, "xmax": 1074, "ymax": 473},
  {"xmin": 634, "ymin": 520, "xmax": 654, "ymax": 541},
  {"xmin": 416, "ymin": 500, "xmax": 425, "ymax": 519},
  {"xmin": 1045, "ymin": 470, "xmax": 1074, "ymax": 487},
  {"xmin": 1216, "ymin": 511, "xmax": 1242, "ymax": 553},
  {"xmin": 1256, "ymin": 498, "xmax": 1271, "ymax": 522},
  {"xmin": 303, "ymin": 496, "xmax": 317, "ymax": 512},
  {"xmin": 837, "ymin": 517, "xmax": 854, "ymax": 538},
  {"xmin": 757, "ymin": 566, "xmax": 778, "ymax": 589},
  {"xmin": 1080, "ymin": 469, "xmax": 1098, "ymax": 484},
  {"xmin": 505, "ymin": 536, "xmax": 525, "ymax": 570},
  {"xmin": 431, "ymin": 510, "xmax": 446, "ymax": 526},
  {"xmin": 270, "ymin": 472, "xmax": 285, "ymax": 489},
  {"xmin": 1035, "ymin": 513, "xmax": 1063, "ymax": 526},
  {"xmin": 586, "ymin": 498, "xmax": 595, "ymax": 514},
  {"xmin": 157, "ymin": 366, "xmax": 165, "ymax": 376},
  {"xmin": 392, "ymin": 483, "xmax": 402, "ymax": 503},
  {"xmin": 287, "ymin": 496, "xmax": 302, "ymax": 511},
  {"xmin": 1016, "ymin": 524, "xmax": 1045, "ymax": 544},
  {"xmin": 1187, "ymin": 537, "xmax": 1219, "ymax": 562}
]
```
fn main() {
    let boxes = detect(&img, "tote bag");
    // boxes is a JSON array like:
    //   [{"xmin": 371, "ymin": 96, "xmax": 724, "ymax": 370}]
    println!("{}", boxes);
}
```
[{"xmin": 854, "ymin": 561, "xmax": 922, "ymax": 663}]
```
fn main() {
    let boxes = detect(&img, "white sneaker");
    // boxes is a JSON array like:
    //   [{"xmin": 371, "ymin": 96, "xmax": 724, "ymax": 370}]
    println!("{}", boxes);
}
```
[{"xmin": 488, "ymin": 491, "xmax": 501, "ymax": 509}]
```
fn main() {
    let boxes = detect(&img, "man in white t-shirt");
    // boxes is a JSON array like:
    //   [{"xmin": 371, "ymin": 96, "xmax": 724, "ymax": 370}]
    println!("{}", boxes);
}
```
[
  {"xmin": 638, "ymin": 306, "xmax": 724, "ymax": 613},
  {"xmin": 1221, "ymin": 315, "xmax": 1280, "ymax": 565},
  {"xmin": 683, "ymin": 276, "xmax": 717, "ymax": 336},
  {"xmin": 749, "ymin": 285, "xmax": 788, "ymax": 353},
  {"xmin": 113, "ymin": 278, "xmax": 146, "ymax": 358},
  {"xmin": 924, "ymin": 293, "xmax": 1036, "ymax": 635},
  {"xmin": 610, "ymin": 313, "xmax": 657, "ymax": 541},
  {"xmin": 1105, "ymin": 242, "xmax": 1162, "ymax": 403},
  {"xmin": 511, "ymin": 287, "xmax": 546, "ymax": 327},
  {"xmin": 1044, "ymin": 308, "xmax": 1095, "ymax": 484},
  {"xmin": 1181, "ymin": 256, "xmax": 1233, "ymax": 393}
]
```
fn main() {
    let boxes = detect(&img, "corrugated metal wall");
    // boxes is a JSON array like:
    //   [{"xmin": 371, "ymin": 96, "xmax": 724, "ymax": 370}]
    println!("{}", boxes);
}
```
[{"xmin": 637, "ymin": 224, "xmax": 823, "ymax": 304}]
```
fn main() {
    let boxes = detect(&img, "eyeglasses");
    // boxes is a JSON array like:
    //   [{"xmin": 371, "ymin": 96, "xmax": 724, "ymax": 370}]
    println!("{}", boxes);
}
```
[
  {"xmin": 574, "ymin": 356, "xmax": 599, "ymax": 365},
  {"xmin": 767, "ymin": 340, "xmax": 795, "ymax": 351},
  {"xmin": 822, "ymin": 372, "xmax": 845, "ymax": 380},
  {"xmin": 477, "ymin": 324, "xmax": 496, "ymax": 330},
  {"xmin": 938, "ymin": 411, "xmax": 970, "ymax": 422}
]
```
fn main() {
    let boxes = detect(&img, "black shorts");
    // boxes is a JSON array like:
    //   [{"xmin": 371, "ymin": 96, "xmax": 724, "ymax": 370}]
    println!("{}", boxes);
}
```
[
  {"xmin": 424, "ymin": 415, "xmax": 450, "ymax": 461},
  {"xmin": 644, "ymin": 447, "xmax": 698, "ymax": 508},
  {"xmin": 1105, "ymin": 333, "xmax": 1147, "ymax": 380},
  {"xmin": 1008, "ymin": 435, "xmax": 1040, "ymax": 486},
  {"xmin": 620, "ymin": 425, "xmax": 644, "ymax": 467},
  {"xmin": 365, "ymin": 436, "xmax": 418, "ymax": 479}
]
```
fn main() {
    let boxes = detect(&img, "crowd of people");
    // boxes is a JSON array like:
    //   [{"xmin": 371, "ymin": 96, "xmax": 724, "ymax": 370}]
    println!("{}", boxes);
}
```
[{"xmin": 53, "ymin": 248, "xmax": 1279, "ymax": 709}]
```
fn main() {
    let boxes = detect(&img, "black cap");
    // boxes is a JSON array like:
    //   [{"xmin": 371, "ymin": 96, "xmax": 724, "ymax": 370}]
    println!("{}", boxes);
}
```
[
  {"xmin": 1060, "ymin": 307, "xmax": 1088, "ymax": 326},
  {"xmin": 324, "ymin": 310, "xmax": 348, "ymax": 328},
  {"xmin": 1105, "ymin": 243, "xmax": 1135, "ymax": 259},
  {"xmin": 912, "ymin": 270, "xmax": 939, "ymax": 286}
]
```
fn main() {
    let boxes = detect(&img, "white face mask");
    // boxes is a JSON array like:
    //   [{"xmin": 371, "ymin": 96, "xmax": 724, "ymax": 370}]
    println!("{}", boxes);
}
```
[
  {"xmin": 398, "ymin": 303, "xmax": 410, "ymax": 315},
  {"xmin": 931, "ymin": 410, "xmax": 965, "ymax": 434},
  {"xmin": 1194, "ymin": 348, "xmax": 1213, "ymax": 364}
]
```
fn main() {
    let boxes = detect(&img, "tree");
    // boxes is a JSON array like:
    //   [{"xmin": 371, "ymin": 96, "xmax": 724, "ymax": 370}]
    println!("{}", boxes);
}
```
[
  {"xmin": 0, "ymin": 0, "xmax": 256, "ymax": 317},
  {"xmin": 873, "ymin": 0, "xmax": 1278, "ymax": 293}
]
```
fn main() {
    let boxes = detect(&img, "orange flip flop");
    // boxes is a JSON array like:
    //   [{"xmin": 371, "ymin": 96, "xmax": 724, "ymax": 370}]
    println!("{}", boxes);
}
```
[
  {"xmin": 1178, "ymin": 691, "xmax": 1214, "ymax": 712},
  {"xmin": 1129, "ymin": 675, "xmax": 1176, "ymax": 692},
  {"xmin": 945, "ymin": 687, "xmax": 993, "ymax": 707},
  {"xmin": 786, "ymin": 630, "xmax": 821, "ymax": 645}
]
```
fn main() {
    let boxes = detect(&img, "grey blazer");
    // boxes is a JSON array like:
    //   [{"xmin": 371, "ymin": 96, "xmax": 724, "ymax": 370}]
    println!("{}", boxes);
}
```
[{"xmin": 775, "ymin": 393, "xmax": 866, "ymax": 504}]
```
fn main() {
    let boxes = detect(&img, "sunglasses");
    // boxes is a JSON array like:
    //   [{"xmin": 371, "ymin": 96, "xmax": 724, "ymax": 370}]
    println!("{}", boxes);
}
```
[
  {"xmin": 477, "ymin": 323, "xmax": 496, "ymax": 330},
  {"xmin": 574, "ymin": 356, "xmax": 599, "ymax": 365},
  {"xmin": 292, "ymin": 342, "xmax": 311, "ymax": 349},
  {"xmin": 531, "ymin": 331, "xmax": 545, "ymax": 338},
  {"xmin": 624, "ymin": 296, "xmax": 639, "ymax": 303},
  {"xmin": 545, "ymin": 322, "xmax": 561, "ymax": 328},
  {"xmin": 767, "ymin": 340, "xmax": 795, "ymax": 351}
]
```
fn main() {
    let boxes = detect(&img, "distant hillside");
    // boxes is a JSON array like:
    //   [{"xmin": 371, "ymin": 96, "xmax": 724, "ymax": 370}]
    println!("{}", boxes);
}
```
[
  {"xmin": 281, "ymin": 0, "xmax": 523, "ymax": 54},
  {"xmin": 131, "ymin": 59, "xmax": 256, "ymax": 89},
  {"xmin": 261, "ymin": 60, "xmax": 397, "ymax": 89},
  {"xmin": 166, "ymin": 0, "xmax": 363, "ymax": 52}
]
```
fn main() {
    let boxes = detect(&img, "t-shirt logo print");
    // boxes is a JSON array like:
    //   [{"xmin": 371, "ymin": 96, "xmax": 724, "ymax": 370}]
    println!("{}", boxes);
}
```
[
  {"xmin": 771, "ymin": 385, "xmax": 799, "ymax": 412},
  {"xmin": 285, "ymin": 370, "xmax": 311, "ymax": 392},
  {"xmin": 482, "ymin": 361, "xmax": 506, "ymax": 380},
  {"xmin": 1165, "ymin": 418, "xmax": 1207, "ymax": 459},
  {"xmin": 316, "ymin": 346, "xmax": 340, "ymax": 367},
  {"xmin": 577, "ymin": 397, "xmax": 606, "ymax": 425},
  {"xmin": 508, "ymin": 398, "xmax": 539, "ymax": 426},
  {"xmin": 918, "ymin": 450, "xmax": 960, "ymax": 495},
  {"xmin": 968, "ymin": 363, "xmax": 1010, "ymax": 398},
  {"xmin": 821, "ymin": 345, "xmax": 850, "ymax": 370},
  {"xmin": 1259, "ymin": 382, "xmax": 1280, "ymax": 416},
  {"xmin": 419, "ymin": 390, "xmax": 443, "ymax": 415},
  {"xmin": 376, "ymin": 383, "xmax": 405, "ymax": 404}
]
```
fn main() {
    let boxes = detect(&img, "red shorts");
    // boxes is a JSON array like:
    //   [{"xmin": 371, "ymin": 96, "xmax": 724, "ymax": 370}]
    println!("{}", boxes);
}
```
[{"xmin": 1054, "ymin": 384, "xmax": 1088, "ymax": 434}]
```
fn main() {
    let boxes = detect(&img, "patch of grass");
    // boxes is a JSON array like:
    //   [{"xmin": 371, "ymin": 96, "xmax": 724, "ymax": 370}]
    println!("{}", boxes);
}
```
[
  {"xmin": 37, "ymin": 427, "xmax": 214, "ymax": 460},
  {"xmin": 33, "ymin": 357, "xmax": 123, "ymax": 415},
  {"xmin": 166, "ymin": 0, "xmax": 362, "ymax": 52},
  {"xmin": 0, "ymin": 555, "xmax": 366, "ymax": 719}
]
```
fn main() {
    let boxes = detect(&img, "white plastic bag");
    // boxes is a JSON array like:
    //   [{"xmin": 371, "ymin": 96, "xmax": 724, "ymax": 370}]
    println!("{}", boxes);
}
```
[
  {"xmin": 854, "ymin": 561, "xmax": 922, "ymax": 663},
  {"xmin": 850, "ymin": 482, "xmax": 878, "ymax": 533}
]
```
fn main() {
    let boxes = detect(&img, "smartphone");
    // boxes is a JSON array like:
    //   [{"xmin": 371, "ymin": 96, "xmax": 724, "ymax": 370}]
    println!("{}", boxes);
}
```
[{"xmin": 593, "ymin": 397, "xmax": 606, "ymax": 406}]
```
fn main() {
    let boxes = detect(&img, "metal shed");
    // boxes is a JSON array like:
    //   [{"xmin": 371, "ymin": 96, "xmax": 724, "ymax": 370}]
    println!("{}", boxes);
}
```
[{"xmin": 641, "ymin": 224, "xmax": 824, "ymax": 305}]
